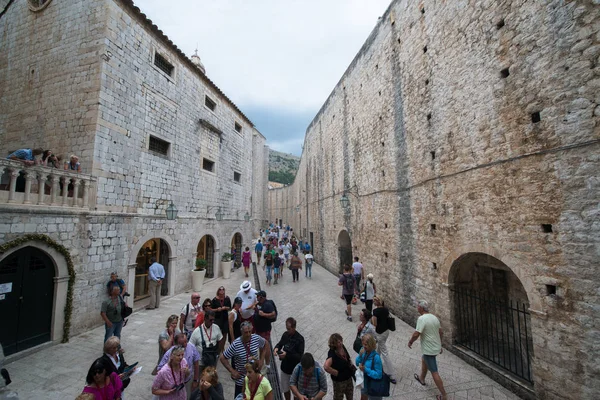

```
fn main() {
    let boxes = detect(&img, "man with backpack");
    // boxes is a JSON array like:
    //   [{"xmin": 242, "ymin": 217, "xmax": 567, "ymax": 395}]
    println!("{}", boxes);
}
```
[
  {"xmin": 338, "ymin": 265, "xmax": 356, "ymax": 321},
  {"xmin": 290, "ymin": 353, "xmax": 328, "ymax": 400},
  {"xmin": 180, "ymin": 292, "xmax": 203, "ymax": 338}
]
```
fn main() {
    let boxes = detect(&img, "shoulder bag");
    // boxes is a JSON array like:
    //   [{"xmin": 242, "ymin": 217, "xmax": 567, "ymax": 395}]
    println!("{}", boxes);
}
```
[
  {"xmin": 364, "ymin": 352, "xmax": 390, "ymax": 397},
  {"xmin": 120, "ymin": 297, "xmax": 132, "ymax": 319}
]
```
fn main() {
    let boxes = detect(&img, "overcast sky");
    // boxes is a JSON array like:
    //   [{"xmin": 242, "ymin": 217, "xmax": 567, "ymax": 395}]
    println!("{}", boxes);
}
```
[{"xmin": 135, "ymin": 0, "xmax": 391, "ymax": 156}]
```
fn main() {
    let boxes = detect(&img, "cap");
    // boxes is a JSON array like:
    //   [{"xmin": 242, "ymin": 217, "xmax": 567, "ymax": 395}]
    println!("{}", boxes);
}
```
[
  {"xmin": 257, "ymin": 290, "xmax": 267, "ymax": 298},
  {"xmin": 234, "ymin": 297, "xmax": 243, "ymax": 304},
  {"xmin": 240, "ymin": 280, "xmax": 252, "ymax": 291}
]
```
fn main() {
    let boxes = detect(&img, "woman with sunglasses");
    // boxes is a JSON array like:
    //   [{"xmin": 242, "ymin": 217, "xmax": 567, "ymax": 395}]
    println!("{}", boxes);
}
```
[
  {"xmin": 81, "ymin": 358, "xmax": 123, "ymax": 399},
  {"xmin": 152, "ymin": 346, "xmax": 190, "ymax": 400},
  {"xmin": 194, "ymin": 299, "xmax": 214, "ymax": 329},
  {"xmin": 211, "ymin": 287, "xmax": 232, "ymax": 352}
]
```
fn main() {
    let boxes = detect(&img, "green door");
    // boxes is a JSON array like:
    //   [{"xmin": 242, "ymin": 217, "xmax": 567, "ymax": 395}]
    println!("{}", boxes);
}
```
[{"xmin": 0, "ymin": 247, "xmax": 55, "ymax": 356}]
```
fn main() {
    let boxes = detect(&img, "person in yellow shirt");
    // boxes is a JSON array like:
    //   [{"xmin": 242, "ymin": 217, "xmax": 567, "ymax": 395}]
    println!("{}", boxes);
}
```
[{"xmin": 243, "ymin": 362, "xmax": 272, "ymax": 400}]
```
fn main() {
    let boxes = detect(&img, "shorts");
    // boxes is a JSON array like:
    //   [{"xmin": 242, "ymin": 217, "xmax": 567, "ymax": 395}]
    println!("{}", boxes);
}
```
[
  {"xmin": 256, "ymin": 251, "xmax": 262, "ymax": 257},
  {"xmin": 344, "ymin": 294, "xmax": 353, "ymax": 305},
  {"xmin": 422, "ymin": 354, "xmax": 438, "ymax": 373},
  {"xmin": 284, "ymin": 254, "xmax": 290, "ymax": 260},
  {"xmin": 273, "ymin": 267, "xmax": 280, "ymax": 275},
  {"xmin": 280, "ymin": 371, "xmax": 291, "ymax": 393}
]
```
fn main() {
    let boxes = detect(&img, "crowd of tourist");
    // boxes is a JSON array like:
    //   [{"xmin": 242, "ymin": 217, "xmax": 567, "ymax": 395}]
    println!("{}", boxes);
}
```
[{"xmin": 75, "ymin": 222, "xmax": 447, "ymax": 400}]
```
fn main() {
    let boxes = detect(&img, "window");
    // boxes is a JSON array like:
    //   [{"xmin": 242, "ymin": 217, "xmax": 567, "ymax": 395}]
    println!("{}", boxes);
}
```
[
  {"xmin": 234, "ymin": 172, "xmax": 241, "ymax": 182},
  {"xmin": 205, "ymin": 96, "xmax": 216, "ymax": 112},
  {"xmin": 234, "ymin": 122, "xmax": 242, "ymax": 133},
  {"xmin": 154, "ymin": 52, "xmax": 174, "ymax": 77},
  {"xmin": 149, "ymin": 135, "xmax": 170, "ymax": 156},
  {"xmin": 202, "ymin": 158, "xmax": 215, "ymax": 172}
]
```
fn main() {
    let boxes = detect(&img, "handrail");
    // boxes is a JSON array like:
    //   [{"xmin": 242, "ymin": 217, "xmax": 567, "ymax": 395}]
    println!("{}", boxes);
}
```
[{"xmin": 0, "ymin": 159, "xmax": 97, "ymax": 209}]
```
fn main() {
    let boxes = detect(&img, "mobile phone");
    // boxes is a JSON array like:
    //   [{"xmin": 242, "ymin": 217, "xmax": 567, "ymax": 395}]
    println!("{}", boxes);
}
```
[{"xmin": 173, "ymin": 383, "xmax": 185, "ymax": 391}]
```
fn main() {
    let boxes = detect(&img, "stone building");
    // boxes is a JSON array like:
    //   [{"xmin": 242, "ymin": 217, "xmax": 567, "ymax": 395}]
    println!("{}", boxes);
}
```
[
  {"xmin": 269, "ymin": 1, "xmax": 599, "ymax": 399},
  {"xmin": 0, "ymin": 0, "xmax": 268, "ymax": 356}
]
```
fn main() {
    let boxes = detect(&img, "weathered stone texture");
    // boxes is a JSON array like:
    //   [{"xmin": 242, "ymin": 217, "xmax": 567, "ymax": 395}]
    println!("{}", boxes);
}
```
[{"xmin": 270, "ymin": 1, "xmax": 599, "ymax": 399}]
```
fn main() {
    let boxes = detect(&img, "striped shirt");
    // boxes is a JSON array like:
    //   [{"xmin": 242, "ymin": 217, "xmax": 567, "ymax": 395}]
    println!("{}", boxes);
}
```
[{"xmin": 223, "ymin": 334, "xmax": 266, "ymax": 386}]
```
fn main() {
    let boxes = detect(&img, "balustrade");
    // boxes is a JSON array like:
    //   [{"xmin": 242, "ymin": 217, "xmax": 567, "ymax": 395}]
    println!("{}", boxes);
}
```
[{"xmin": 0, "ymin": 159, "xmax": 96, "ymax": 209}]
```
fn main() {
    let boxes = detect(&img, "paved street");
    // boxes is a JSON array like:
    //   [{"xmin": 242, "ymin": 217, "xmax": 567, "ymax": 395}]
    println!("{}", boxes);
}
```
[{"xmin": 5, "ymin": 256, "xmax": 522, "ymax": 400}]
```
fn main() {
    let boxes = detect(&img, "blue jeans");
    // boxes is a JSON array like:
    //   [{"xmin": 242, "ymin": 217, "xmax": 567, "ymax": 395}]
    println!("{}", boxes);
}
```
[
  {"xmin": 104, "ymin": 320, "xmax": 123, "ymax": 342},
  {"xmin": 305, "ymin": 263, "xmax": 312, "ymax": 277},
  {"xmin": 266, "ymin": 266, "xmax": 272, "ymax": 281}
]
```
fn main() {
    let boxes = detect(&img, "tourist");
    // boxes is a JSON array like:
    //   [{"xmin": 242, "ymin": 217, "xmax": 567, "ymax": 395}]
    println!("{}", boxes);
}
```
[
  {"xmin": 101, "ymin": 286, "xmax": 124, "ymax": 342},
  {"xmin": 289, "ymin": 353, "xmax": 327, "ymax": 400},
  {"xmin": 264, "ymin": 244, "xmax": 275, "ymax": 279},
  {"xmin": 6, "ymin": 147, "xmax": 43, "ymax": 166},
  {"xmin": 81, "ymin": 358, "xmax": 123, "ymax": 400},
  {"xmin": 152, "ymin": 346, "xmax": 190, "ymax": 400},
  {"xmin": 278, "ymin": 249, "xmax": 285, "ymax": 277},
  {"xmin": 146, "ymin": 256, "xmax": 165, "ymax": 310},
  {"xmin": 180, "ymin": 293, "xmax": 202, "ymax": 339},
  {"xmin": 243, "ymin": 361, "xmax": 273, "ymax": 400},
  {"xmin": 64, "ymin": 154, "xmax": 82, "ymax": 172},
  {"xmin": 220, "ymin": 321, "xmax": 269, "ymax": 397},
  {"xmin": 352, "ymin": 257, "xmax": 364, "ymax": 296},
  {"xmin": 253, "ymin": 290, "xmax": 276, "ymax": 370},
  {"xmin": 304, "ymin": 241, "xmax": 311, "ymax": 254},
  {"xmin": 228, "ymin": 297, "xmax": 243, "ymax": 342},
  {"xmin": 236, "ymin": 280, "xmax": 258, "ymax": 324},
  {"xmin": 255, "ymin": 240, "xmax": 264, "ymax": 266},
  {"xmin": 194, "ymin": 299, "xmax": 214, "ymax": 328},
  {"xmin": 355, "ymin": 334, "xmax": 383, "ymax": 400},
  {"xmin": 363, "ymin": 274, "xmax": 376, "ymax": 312},
  {"xmin": 157, "ymin": 333, "xmax": 201, "ymax": 396},
  {"xmin": 304, "ymin": 252, "xmax": 314, "ymax": 279},
  {"xmin": 290, "ymin": 252, "xmax": 302, "ymax": 282},
  {"xmin": 355, "ymin": 309, "xmax": 376, "ymax": 353},
  {"xmin": 242, "ymin": 246, "xmax": 252, "ymax": 277},
  {"xmin": 44, "ymin": 153, "xmax": 62, "ymax": 168},
  {"xmin": 211, "ymin": 286, "xmax": 231, "ymax": 351},
  {"xmin": 191, "ymin": 366, "xmax": 224, "ymax": 400},
  {"xmin": 190, "ymin": 310, "xmax": 222, "ymax": 369},
  {"xmin": 153, "ymin": 315, "xmax": 181, "ymax": 375},
  {"xmin": 282, "ymin": 240, "xmax": 292, "ymax": 266},
  {"xmin": 408, "ymin": 300, "xmax": 447, "ymax": 400},
  {"xmin": 338, "ymin": 265, "xmax": 355, "ymax": 322},
  {"xmin": 371, "ymin": 297, "xmax": 396, "ymax": 384},
  {"xmin": 101, "ymin": 336, "xmax": 130, "ymax": 390},
  {"xmin": 106, "ymin": 272, "xmax": 129, "ymax": 297},
  {"xmin": 324, "ymin": 333, "xmax": 354, "ymax": 400},
  {"xmin": 274, "ymin": 317, "xmax": 305, "ymax": 400},
  {"xmin": 272, "ymin": 248, "xmax": 281, "ymax": 285}
]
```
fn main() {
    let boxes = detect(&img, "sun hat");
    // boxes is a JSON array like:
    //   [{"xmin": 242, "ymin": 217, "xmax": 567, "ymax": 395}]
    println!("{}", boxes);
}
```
[{"xmin": 240, "ymin": 280, "xmax": 252, "ymax": 291}]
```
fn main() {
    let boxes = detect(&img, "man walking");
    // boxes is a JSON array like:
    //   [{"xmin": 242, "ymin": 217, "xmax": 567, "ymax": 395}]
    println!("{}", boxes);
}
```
[
  {"xmin": 146, "ymin": 257, "xmax": 165, "ymax": 310},
  {"xmin": 255, "ymin": 239, "xmax": 264, "ymax": 266},
  {"xmin": 180, "ymin": 292, "xmax": 202, "ymax": 338},
  {"xmin": 338, "ymin": 265, "xmax": 355, "ymax": 321},
  {"xmin": 408, "ymin": 300, "xmax": 448, "ymax": 400},
  {"xmin": 352, "ymin": 257, "xmax": 364, "ymax": 295},
  {"xmin": 274, "ymin": 318, "xmax": 305, "ymax": 400},
  {"xmin": 304, "ymin": 252, "xmax": 314, "ymax": 279}
]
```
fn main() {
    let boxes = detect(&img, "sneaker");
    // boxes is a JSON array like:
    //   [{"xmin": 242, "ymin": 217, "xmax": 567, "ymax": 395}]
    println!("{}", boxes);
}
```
[{"xmin": 347, "ymin": 316, "xmax": 353, "ymax": 322}]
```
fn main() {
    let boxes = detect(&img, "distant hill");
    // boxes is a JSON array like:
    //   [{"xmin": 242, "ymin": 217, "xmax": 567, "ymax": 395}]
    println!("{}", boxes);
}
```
[{"xmin": 269, "ymin": 150, "xmax": 300, "ymax": 185}]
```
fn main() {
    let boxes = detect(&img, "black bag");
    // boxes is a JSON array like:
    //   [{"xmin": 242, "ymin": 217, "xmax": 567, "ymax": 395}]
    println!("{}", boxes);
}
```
[
  {"xmin": 121, "ymin": 297, "xmax": 132, "ymax": 319},
  {"xmin": 364, "ymin": 352, "xmax": 390, "ymax": 397},
  {"xmin": 387, "ymin": 316, "xmax": 396, "ymax": 332},
  {"xmin": 353, "ymin": 333, "xmax": 362, "ymax": 353},
  {"xmin": 268, "ymin": 300, "xmax": 278, "ymax": 322},
  {"xmin": 200, "ymin": 327, "xmax": 218, "ymax": 366}
]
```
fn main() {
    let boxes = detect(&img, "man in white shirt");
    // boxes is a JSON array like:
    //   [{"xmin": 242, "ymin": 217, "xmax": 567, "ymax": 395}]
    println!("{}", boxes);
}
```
[
  {"xmin": 180, "ymin": 292, "xmax": 202, "ymax": 338},
  {"xmin": 235, "ymin": 280, "xmax": 258, "ymax": 323},
  {"xmin": 352, "ymin": 257, "xmax": 364, "ymax": 294},
  {"xmin": 190, "ymin": 309, "xmax": 223, "ymax": 369},
  {"xmin": 282, "ymin": 241, "xmax": 292, "ymax": 266}
]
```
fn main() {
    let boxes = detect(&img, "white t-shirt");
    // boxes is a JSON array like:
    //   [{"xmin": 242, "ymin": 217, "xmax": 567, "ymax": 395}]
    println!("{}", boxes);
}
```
[
  {"xmin": 352, "ymin": 262, "xmax": 363, "ymax": 275},
  {"xmin": 283, "ymin": 243, "xmax": 291, "ymax": 255},
  {"xmin": 189, "ymin": 323, "xmax": 223, "ymax": 361},
  {"xmin": 305, "ymin": 254, "xmax": 314, "ymax": 264},
  {"xmin": 180, "ymin": 302, "xmax": 202, "ymax": 332},
  {"xmin": 236, "ymin": 288, "xmax": 258, "ymax": 319}
]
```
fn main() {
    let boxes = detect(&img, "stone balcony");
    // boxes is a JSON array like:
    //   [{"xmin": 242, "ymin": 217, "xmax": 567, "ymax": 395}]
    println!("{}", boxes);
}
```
[{"xmin": 0, "ymin": 159, "xmax": 97, "ymax": 210}]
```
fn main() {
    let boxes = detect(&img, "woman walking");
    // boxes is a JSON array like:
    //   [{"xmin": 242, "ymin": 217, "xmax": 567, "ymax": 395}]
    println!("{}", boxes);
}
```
[
  {"xmin": 290, "ymin": 252, "xmax": 302, "ymax": 282},
  {"xmin": 242, "ymin": 246, "xmax": 252, "ymax": 277},
  {"xmin": 324, "ymin": 333, "xmax": 354, "ymax": 400},
  {"xmin": 371, "ymin": 296, "xmax": 396, "ymax": 384},
  {"xmin": 355, "ymin": 334, "xmax": 383, "ymax": 400},
  {"xmin": 364, "ymin": 274, "xmax": 376, "ymax": 312}
]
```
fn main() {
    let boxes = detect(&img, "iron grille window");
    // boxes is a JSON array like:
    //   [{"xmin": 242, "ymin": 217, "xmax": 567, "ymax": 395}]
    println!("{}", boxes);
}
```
[
  {"xmin": 154, "ymin": 52, "xmax": 174, "ymax": 77},
  {"xmin": 205, "ymin": 96, "xmax": 216, "ymax": 111},
  {"xmin": 203, "ymin": 158, "xmax": 215, "ymax": 172},
  {"xmin": 234, "ymin": 122, "xmax": 242, "ymax": 133},
  {"xmin": 149, "ymin": 135, "xmax": 170, "ymax": 156},
  {"xmin": 234, "ymin": 172, "xmax": 241, "ymax": 182}
]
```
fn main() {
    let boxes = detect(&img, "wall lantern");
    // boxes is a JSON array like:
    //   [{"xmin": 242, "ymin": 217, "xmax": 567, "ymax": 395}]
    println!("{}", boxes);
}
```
[
  {"xmin": 165, "ymin": 201, "xmax": 178, "ymax": 220},
  {"xmin": 295, "ymin": 206, "xmax": 300, "ymax": 213},
  {"xmin": 244, "ymin": 212, "xmax": 250, "ymax": 222},
  {"xmin": 215, "ymin": 207, "xmax": 224, "ymax": 221},
  {"xmin": 339, "ymin": 193, "xmax": 350, "ymax": 209}
]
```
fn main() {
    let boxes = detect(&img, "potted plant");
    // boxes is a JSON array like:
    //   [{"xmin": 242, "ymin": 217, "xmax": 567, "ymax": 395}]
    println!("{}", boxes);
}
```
[
  {"xmin": 220, "ymin": 252, "xmax": 232, "ymax": 279},
  {"xmin": 192, "ymin": 258, "xmax": 207, "ymax": 291}
]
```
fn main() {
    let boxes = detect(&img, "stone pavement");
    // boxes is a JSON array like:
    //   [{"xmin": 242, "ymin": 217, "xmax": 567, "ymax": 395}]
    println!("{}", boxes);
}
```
[{"xmin": 5, "ymin": 256, "xmax": 522, "ymax": 400}]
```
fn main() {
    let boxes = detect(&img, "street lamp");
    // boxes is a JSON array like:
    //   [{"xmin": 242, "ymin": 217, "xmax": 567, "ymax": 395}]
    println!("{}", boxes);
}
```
[
  {"xmin": 244, "ymin": 212, "xmax": 250, "ymax": 222},
  {"xmin": 165, "ymin": 201, "xmax": 178, "ymax": 220},
  {"xmin": 215, "ymin": 207, "xmax": 224, "ymax": 221},
  {"xmin": 339, "ymin": 193, "xmax": 350, "ymax": 209},
  {"xmin": 295, "ymin": 206, "xmax": 300, "ymax": 213}
]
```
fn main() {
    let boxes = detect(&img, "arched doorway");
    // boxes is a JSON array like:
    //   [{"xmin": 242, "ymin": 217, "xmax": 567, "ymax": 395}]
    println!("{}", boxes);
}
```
[
  {"xmin": 337, "ymin": 230, "xmax": 352, "ymax": 274},
  {"xmin": 0, "ymin": 247, "xmax": 55, "ymax": 356},
  {"xmin": 231, "ymin": 233, "xmax": 242, "ymax": 270},
  {"xmin": 134, "ymin": 238, "xmax": 170, "ymax": 300},
  {"xmin": 449, "ymin": 252, "xmax": 534, "ymax": 383},
  {"xmin": 197, "ymin": 235, "xmax": 216, "ymax": 278}
]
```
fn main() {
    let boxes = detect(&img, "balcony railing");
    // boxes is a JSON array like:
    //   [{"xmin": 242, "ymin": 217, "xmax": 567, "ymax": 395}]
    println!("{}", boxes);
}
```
[{"xmin": 0, "ymin": 159, "xmax": 97, "ymax": 209}]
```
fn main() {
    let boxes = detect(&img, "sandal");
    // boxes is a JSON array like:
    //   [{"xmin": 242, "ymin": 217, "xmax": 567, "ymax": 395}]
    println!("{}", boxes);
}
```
[{"xmin": 414, "ymin": 373, "xmax": 426, "ymax": 386}]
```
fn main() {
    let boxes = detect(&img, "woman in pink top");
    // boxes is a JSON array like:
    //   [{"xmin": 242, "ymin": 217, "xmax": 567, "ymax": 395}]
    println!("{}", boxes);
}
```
[
  {"xmin": 242, "ymin": 246, "xmax": 252, "ymax": 278},
  {"xmin": 152, "ymin": 346, "xmax": 190, "ymax": 400},
  {"xmin": 81, "ymin": 358, "xmax": 123, "ymax": 400}
]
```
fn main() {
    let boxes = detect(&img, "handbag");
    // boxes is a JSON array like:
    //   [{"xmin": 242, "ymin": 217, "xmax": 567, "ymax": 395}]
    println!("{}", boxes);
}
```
[
  {"xmin": 364, "ymin": 352, "xmax": 390, "ymax": 397},
  {"xmin": 353, "ymin": 332, "xmax": 362, "ymax": 354},
  {"xmin": 120, "ymin": 297, "xmax": 132, "ymax": 319},
  {"xmin": 387, "ymin": 316, "xmax": 396, "ymax": 332},
  {"xmin": 200, "ymin": 326, "xmax": 218, "ymax": 366}
]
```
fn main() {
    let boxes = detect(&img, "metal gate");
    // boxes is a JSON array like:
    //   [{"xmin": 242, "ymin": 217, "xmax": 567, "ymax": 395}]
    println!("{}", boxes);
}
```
[{"xmin": 452, "ymin": 288, "xmax": 533, "ymax": 383}]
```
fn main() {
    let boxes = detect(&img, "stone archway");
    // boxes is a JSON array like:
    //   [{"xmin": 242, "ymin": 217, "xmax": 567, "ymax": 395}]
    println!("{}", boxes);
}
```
[
  {"xmin": 132, "ymin": 238, "xmax": 172, "ymax": 300},
  {"xmin": 337, "ymin": 230, "xmax": 352, "ymax": 274},
  {"xmin": 448, "ymin": 252, "xmax": 534, "ymax": 384},
  {"xmin": 197, "ymin": 235, "xmax": 216, "ymax": 278},
  {"xmin": 230, "ymin": 232, "xmax": 243, "ymax": 269}
]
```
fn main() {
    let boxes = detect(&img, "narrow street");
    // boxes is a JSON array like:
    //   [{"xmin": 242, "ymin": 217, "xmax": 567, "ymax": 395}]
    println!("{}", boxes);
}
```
[{"xmin": 5, "ymin": 256, "xmax": 521, "ymax": 400}]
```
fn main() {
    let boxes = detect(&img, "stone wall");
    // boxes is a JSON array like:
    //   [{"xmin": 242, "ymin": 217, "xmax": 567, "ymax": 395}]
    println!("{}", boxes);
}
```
[{"xmin": 269, "ymin": 1, "xmax": 600, "ymax": 399}]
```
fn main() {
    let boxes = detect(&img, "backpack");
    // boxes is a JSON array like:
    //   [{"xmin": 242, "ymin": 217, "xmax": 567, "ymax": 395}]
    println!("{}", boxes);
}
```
[
  {"xmin": 344, "ymin": 274, "xmax": 355, "ymax": 292},
  {"xmin": 296, "ymin": 364, "xmax": 320, "ymax": 388},
  {"xmin": 267, "ymin": 300, "xmax": 278, "ymax": 322}
]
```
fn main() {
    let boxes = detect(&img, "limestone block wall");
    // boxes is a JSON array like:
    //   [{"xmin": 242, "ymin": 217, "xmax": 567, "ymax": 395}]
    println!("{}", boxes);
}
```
[{"xmin": 269, "ymin": 1, "xmax": 600, "ymax": 399}]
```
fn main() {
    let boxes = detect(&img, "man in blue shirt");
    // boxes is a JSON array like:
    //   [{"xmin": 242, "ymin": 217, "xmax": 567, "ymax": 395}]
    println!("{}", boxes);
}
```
[
  {"xmin": 255, "ymin": 240, "xmax": 264, "ymax": 266},
  {"xmin": 304, "ymin": 242, "xmax": 311, "ymax": 254},
  {"xmin": 146, "ymin": 257, "xmax": 165, "ymax": 310},
  {"xmin": 6, "ymin": 148, "xmax": 43, "ymax": 166}
]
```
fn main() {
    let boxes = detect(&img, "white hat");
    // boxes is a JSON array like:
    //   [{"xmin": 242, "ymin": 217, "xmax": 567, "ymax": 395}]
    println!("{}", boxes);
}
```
[{"xmin": 240, "ymin": 281, "xmax": 251, "ymax": 291}]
